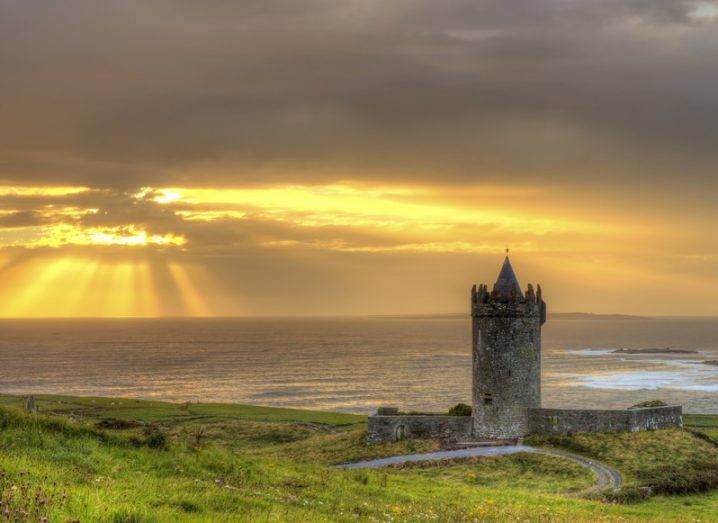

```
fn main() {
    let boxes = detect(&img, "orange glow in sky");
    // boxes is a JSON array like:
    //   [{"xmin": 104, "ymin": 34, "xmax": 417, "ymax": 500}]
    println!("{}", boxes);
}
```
[{"xmin": 0, "ymin": 181, "xmax": 715, "ymax": 317}]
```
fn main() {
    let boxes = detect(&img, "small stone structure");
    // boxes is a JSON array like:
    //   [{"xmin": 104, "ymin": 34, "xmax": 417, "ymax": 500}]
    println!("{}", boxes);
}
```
[
  {"xmin": 526, "ymin": 406, "xmax": 683, "ymax": 435},
  {"xmin": 368, "ymin": 255, "xmax": 683, "ymax": 444},
  {"xmin": 367, "ymin": 415, "xmax": 472, "ymax": 445}
]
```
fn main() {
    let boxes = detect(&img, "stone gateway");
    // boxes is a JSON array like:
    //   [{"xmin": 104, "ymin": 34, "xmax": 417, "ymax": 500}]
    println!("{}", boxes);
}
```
[{"xmin": 368, "ymin": 255, "xmax": 683, "ymax": 444}]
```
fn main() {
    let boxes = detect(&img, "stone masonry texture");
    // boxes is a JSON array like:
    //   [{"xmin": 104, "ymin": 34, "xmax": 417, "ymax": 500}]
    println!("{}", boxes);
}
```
[
  {"xmin": 471, "ymin": 280, "xmax": 545, "ymax": 439},
  {"xmin": 527, "ymin": 406, "xmax": 683, "ymax": 435},
  {"xmin": 367, "ymin": 416, "xmax": 472, "ymax": 445}
]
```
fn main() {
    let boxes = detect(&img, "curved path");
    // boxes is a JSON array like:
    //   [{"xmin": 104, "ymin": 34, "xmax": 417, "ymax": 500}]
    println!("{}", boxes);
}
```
[
  {"xmin": 533, "ymin": 447, "xmax": 623, "ymax": 493},
  {"xmin": 338, "ymin": 445, "xmax": 623, "ymax": 495}
]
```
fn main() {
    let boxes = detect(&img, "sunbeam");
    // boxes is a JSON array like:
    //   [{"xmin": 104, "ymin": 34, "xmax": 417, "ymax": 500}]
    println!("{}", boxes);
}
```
[{"xmin": 0, "ymin": 253, "xmax": 235, "ymax": 318}]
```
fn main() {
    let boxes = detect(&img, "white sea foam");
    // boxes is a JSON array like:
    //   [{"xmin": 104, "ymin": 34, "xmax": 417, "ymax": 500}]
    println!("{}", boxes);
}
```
[
  {"xmin": 568, "ymin": 345, "xmax": 718, "ymax": 392},
  {"xmin": 577, "ymin": 368, "xmax": 718, "ymax": 392},
  {"xmin": 565, "ymin": 348, "xmax": 615, "ymax": 356}
]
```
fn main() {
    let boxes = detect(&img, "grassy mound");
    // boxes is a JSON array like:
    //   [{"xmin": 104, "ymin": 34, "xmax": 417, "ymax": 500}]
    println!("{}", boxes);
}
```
[
  {"xmin": 388, "ymin": 452, "xmax": 595, "ymax": 495},
  {"xmin": 527, "ymin": 428, "xmax": 718, "ymax": 495}
]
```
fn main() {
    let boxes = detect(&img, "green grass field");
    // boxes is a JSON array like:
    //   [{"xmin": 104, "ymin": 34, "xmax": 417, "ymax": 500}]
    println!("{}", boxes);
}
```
[{"xmin": 1, "ymin": 394, "xmax": 718, "ymax": 522}]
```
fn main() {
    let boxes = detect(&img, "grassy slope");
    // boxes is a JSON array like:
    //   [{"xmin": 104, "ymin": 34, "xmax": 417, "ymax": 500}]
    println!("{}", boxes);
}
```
[
  {"xmin": 527, "ymin": 428, "xmax": 718, "ymax": 496},
  {"xmin": 0, "ymin": 394, "xmax": 366, "ymax": 427},
  {"xmin": 1, "ymin": 394, "xmax": 718, "ymax": 522},
  {"xmin": 685, "ymin": 413, "xmax": 718, "ymax": 440}
]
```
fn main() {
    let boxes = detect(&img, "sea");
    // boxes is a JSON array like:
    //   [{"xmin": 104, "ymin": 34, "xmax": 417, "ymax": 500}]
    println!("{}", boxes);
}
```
[{"xmin": 1, "ymin": 316, "xmax": 717, "ymax": 414}]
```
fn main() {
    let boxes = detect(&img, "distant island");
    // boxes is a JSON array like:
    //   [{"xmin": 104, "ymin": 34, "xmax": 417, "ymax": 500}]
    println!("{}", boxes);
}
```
[
  {"xmin": 370, "ymin": 312, "xmax": 645, "ymax": 320},
  {"xmin": 550, "ymin": 312, "xmax": 645, "ymax": 320}
]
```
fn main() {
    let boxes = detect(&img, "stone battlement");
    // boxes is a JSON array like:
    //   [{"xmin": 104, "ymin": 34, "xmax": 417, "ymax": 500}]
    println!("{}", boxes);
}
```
[
  {"xmin": 472, "ymin": 282, "xmax": 544, "ymax": 305},
  {"xmin": 471, "ymin": 284, "xmax": 546, "ymax": 324}
]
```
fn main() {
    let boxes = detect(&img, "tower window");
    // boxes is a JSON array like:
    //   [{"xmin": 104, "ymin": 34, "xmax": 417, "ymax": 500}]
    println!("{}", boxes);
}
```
[{"xmin": 483, "ymin": 392, "xmax": 493, "ymax": 406}]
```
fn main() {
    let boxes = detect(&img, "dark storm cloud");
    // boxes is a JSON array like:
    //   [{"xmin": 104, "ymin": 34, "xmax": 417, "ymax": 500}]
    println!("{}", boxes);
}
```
[{"xmin": 1, "ymin": 0, "xmax": 717, "ymax": 188}]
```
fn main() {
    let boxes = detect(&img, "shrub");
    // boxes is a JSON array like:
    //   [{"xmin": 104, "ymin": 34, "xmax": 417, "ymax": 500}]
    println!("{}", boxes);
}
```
[
  {"xmin": 143, "ymin": 426, "xmax": 169, "ymax": 450},
  {"xmin": 603, "ymin": 485, "xmax": 651, "ymax": 504},
  {"xmin": 376, "ymin": 407, "xmax": 398, "ymax": 416},
  {"xmin": 629, "ymin": 400, "xmax": 668, "ymax": 409},
  {"xmin": 639, "ymin": 463, "xmax": 718, "ymax": 495},
  {"xmin": 448, "ymin": 403, "xmax": 472, "ymax": 416},
  {"xmin": 96, "ymin": 418, "xmax": 141, "ymax": 430}
]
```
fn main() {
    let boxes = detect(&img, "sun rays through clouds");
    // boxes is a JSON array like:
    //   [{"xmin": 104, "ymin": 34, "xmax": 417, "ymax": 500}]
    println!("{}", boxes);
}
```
[
  {"xmin": 0, "ymin": 250, "xmax": 236, "ymax": 317},
  {"xmin": 0, "ymin": 180, "xmax": 707, "ymax": 316}
]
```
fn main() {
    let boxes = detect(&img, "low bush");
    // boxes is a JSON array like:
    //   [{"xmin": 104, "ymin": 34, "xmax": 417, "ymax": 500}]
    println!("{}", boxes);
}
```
[
  {"xmin": 448, "ymin": 403, "xmax": 472, "ymax": 416},
  {"xmin": 96, "ymin": 418, "xmax": 142, "ymax": 430},
  {"xmin": 629, "ymin": 400, "xmax": 668, "ymax": 409},
  {"xmin": 603, "ymin": 485, "xmax": 651, "ymax": 504},
  {"xmin": 639, "ymin": 463, "xmax": 718, "ymax": 495},
  {"xmin": 143, "ymin": 426, "xmax": 169, "ymax": 450}
]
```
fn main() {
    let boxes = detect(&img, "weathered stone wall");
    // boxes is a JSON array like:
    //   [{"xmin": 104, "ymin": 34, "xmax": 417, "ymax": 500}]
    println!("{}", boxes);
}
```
[
  {"xmin": 471, "ymin": 285, "xmax": 545, "ymax": 439},
  {"xmin": 527, "ymin": 406, "xmax": 683, "ymax": 435},
  {"xmin": 630, "ymin": 405, "xmax": 683, "ymax": 431},
  {"xmin": 367, "ymin": 415, "xmax": 472, "ymax": 445},
  {"xmin": 368, "ymin": 407, "xmax": 682, "ymax": 444},
  {"xmin": 527, "ymin": 408, "xmax": 632, "ymax": 434}
]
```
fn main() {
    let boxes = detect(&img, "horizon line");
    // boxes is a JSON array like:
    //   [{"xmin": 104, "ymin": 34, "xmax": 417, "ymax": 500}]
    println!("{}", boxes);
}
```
[{"xmin": 1, "ymin": 312, "xmax": 718, "ymax": 320}]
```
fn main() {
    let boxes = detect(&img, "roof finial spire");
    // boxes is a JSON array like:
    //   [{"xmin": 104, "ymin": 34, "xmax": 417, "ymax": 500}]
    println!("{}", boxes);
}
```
[
  {"xmin": 494, "ymin": 252, "xmax": 523, "ymax": 301},
  {"xmin": 506, "ymin": 247, "xmax": 509, "ymax": 255}
]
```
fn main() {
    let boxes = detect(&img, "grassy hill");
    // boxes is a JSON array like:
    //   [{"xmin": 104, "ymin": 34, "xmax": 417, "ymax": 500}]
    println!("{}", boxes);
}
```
[{"xmin": 0, "ymin": 394, "xmax": 717, "ymax": 522}]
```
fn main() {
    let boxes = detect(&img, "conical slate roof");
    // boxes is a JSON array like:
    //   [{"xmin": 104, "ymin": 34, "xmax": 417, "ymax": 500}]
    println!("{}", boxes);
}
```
[{"xmin": 494, "ymin": 255, "xmax": 524, "ymax": 301}]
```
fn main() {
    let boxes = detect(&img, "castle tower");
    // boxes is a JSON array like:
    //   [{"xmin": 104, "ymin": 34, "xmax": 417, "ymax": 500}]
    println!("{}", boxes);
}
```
[{"xmin": 471, "ymin": 255, "xmax": 546, "ymax": 439}]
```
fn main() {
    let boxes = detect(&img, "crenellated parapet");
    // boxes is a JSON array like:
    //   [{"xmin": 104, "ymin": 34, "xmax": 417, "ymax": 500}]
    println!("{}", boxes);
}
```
[{"xmin": 471, "ymin": 283, "xmax": 546, "ymax": 325}]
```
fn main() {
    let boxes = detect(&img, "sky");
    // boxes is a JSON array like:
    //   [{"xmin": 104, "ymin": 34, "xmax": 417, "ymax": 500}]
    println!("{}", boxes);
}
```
[{"xmin": 1, "ymin": 0, "xmax": 718, "ymax": 317}]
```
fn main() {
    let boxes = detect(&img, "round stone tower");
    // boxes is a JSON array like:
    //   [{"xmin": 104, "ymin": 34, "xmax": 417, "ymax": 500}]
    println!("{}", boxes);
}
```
[{"xmin": 470, "ymin": 255, "xmax": 546, "ymax": 439}]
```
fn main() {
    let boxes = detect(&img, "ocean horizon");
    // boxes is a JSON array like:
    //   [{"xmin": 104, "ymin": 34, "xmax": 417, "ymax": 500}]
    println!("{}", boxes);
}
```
[{"xmin": 2, "ymin": 316, "xmax": 717, "ymax": 414}]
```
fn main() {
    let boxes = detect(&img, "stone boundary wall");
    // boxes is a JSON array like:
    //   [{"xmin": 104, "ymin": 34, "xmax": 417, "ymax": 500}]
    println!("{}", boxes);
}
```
[
  {"xmin": 367, "ymin": 415, "xmax": 472, "ymax": 445},
  {"xmin": 630, "ymin": 405, "xmax": 683, "ymax": 431},
  {"xmin": 527, "ymin": 406, "xmax": 683, "ymax": 436}
]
